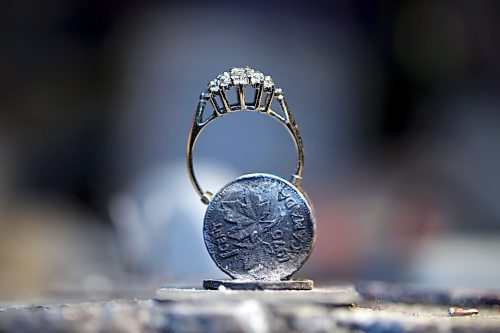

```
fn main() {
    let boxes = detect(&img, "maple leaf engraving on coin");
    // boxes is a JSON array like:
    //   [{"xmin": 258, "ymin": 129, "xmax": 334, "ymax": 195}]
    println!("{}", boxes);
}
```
[{"xmin": 220, "ymin": 189, "xmax": 277, "ymax": 248}]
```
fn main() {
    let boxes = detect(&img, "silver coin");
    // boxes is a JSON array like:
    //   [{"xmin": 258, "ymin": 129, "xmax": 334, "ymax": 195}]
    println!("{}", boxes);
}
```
[{"xmin": 203, "ymin": 173, "xmax": 315, "ymax": 280}]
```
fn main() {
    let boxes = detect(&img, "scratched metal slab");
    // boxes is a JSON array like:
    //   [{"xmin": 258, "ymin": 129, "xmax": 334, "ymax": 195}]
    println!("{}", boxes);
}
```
[{"xmin": 155, "ymin": 285, "xmax": 359, "ymax": 307}]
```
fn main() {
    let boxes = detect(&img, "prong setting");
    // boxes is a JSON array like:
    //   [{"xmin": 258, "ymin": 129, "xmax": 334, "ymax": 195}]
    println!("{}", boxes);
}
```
[
  {"xmin": 206, "ymin": 67, "xmax": 282, "ymax": 114},
  {"xmin": 230, "ymin": 67, "xmax": 249, "ymax": 85}
]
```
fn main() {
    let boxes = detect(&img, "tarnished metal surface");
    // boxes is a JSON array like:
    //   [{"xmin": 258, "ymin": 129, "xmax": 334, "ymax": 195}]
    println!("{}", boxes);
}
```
[
  {"xmin": 202, "ymin": 279, "xmax": 313, "ymax": 290},
  {"xmin": 203, "ymin": 174, "xmax": 315, "ymax": 280}
]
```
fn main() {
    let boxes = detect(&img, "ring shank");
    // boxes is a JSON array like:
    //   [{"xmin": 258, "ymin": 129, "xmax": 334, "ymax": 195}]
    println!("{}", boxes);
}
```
[{"xmin": 187, "ymin": 88, "xmax": 304, "ymax": 204}]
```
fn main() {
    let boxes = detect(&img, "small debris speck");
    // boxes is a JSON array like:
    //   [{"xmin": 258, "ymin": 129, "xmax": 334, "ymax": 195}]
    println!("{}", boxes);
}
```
[{"xmin": 449, "ymin": 307, "xmax": 479, "ymax": 316}]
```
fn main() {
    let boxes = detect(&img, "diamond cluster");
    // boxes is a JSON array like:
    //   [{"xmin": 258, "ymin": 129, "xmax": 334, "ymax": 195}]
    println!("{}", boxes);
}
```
[{"xmin": 208, "ymin": 67, "xmax": 275, "ymax": 93}]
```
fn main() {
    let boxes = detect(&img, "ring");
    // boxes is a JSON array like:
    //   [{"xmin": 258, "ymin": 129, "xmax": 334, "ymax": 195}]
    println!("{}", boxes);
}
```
[{"xmin": 187, "ymin": 66, "xmax": 305, "ymax": 204}]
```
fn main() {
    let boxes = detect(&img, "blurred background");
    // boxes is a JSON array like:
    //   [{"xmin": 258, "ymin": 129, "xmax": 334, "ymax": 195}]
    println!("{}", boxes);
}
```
[{"xmin": 1, "ymin": 0, "xmax": 499, "ymax": 301}]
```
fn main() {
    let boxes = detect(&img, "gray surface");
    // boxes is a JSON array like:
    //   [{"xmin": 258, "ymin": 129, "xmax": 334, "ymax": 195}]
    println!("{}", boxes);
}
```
[
  {"xmin": 356, "ymin": 281, "xmax": 500, "ymax": 306},
  {"xmin": 0, "ymin": 285, "xmax": 499, "ymax": 333}
]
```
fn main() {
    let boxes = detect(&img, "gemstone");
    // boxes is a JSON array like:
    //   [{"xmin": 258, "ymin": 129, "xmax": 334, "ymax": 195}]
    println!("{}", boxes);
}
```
[
  {"xmin": 263, "ymin": 76, "xmax": 275, "ymax": 91},
  {"xmin": 274, "ymin": 88, "xmax": 284, "ymax": 99},
  {"xmin": 218, "ymin": 72, "xmax": 231, "ymax": 89},
  {"xmin": 244, "ymin": 66, "xmax": 254, "ymax": 75},
  {"xmin": 208, "ymin": 80, "xmax": 219, "ymax": 93},
  {"xmin": 249, "ymin": 70, "xmax": 265, "ymax": 86},
  {"xmin": 230, "ymin": 67, "xmax": 249, "ymax": 85}
]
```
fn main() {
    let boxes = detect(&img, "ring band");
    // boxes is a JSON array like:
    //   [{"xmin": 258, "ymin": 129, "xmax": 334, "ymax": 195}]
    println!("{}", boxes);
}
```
[{"xmin": 187, "ymin": 67, "xmax": 304, "ymax": 204}]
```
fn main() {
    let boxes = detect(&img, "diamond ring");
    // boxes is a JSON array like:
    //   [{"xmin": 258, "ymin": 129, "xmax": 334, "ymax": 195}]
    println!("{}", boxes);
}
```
[{"xmin": 187, "ymin": 66, "xmax": 305, "ymax": 204}]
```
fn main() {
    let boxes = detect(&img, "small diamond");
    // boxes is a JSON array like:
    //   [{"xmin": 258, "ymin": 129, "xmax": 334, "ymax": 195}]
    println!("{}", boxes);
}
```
[
  {"xmin": 218, "ymin": 72, "xmax": 231, "ymax": 89},
  {"xmin": 263, "ymin": 75, "xmax": 275, "ymax": 91},
  {"xmin": 230, "ymin": 67, "xmax": 249, "ymax": 85},
  {"xmin": 275, "ymin": 88, "xmax": 284, "ymax": 99},
  {"xmin": 249, "ymin": 70, "xmax": 265, "ymax": 86},
  {"xmin": 244, "ymin": 66, "xmax": 255, "ymax": 78},
  {"xmin": 208, "ymin": 80, "xmax": 219, "ymax": 93}
]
